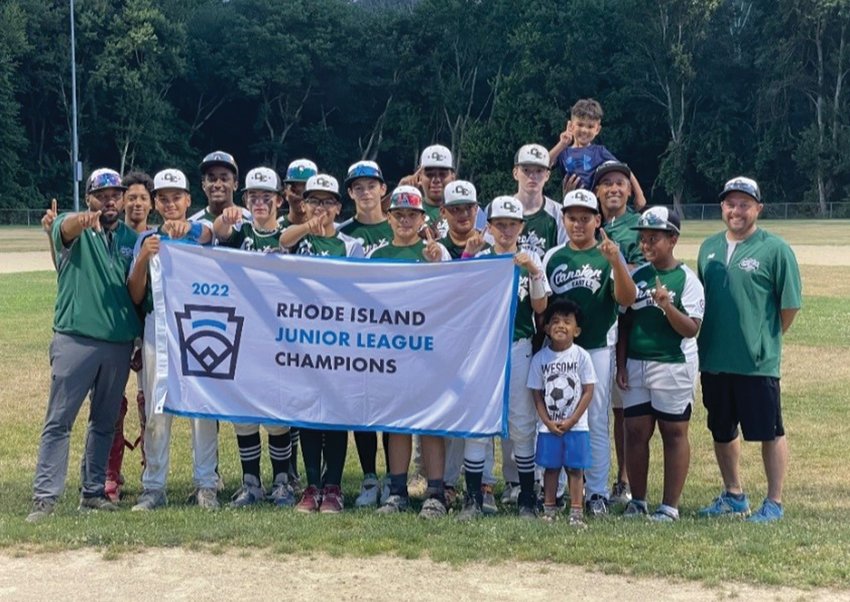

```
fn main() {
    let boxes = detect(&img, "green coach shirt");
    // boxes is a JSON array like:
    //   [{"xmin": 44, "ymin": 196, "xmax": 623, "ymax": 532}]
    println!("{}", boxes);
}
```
[
  {"xmin": 697, "ymin": 228, "xmax": 802, "ymax": 378},
  {"xmin": 543, "ymin": 244, "xmax": 617, "ymax": 350},
  {"xmin": 603, "ymin": 210, "xmax": 643, "ymax": 265},
  {"xmin": 51, "ymin": 214, "xmax": 141, "ymax": 342}
]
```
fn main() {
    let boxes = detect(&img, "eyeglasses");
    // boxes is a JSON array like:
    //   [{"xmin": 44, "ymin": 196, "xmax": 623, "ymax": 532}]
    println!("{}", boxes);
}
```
[{"xmin": 304, "ymin": 197, "xmax": 339, "ymax": 207}]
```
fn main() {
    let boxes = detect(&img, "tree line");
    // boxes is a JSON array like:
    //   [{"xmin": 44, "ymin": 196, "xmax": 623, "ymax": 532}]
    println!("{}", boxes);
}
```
[{"xmin": 0, "ymin": 0, "xmax": 848, "ymax": 214}]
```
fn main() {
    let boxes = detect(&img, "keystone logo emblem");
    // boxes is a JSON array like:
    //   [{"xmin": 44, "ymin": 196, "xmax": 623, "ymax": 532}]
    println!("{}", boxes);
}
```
[{"xmin": 176, "ymin": 305, "xmax": 244, "ymax": 380}]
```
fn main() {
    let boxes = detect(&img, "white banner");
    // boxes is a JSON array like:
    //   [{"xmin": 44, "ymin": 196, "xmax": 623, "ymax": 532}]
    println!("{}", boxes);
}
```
[{"xmin": 150, "ymin": 243, "xmax": 518, "ymax": 437}]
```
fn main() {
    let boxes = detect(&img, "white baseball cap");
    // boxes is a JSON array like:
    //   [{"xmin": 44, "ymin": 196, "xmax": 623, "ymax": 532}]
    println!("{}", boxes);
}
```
[
  {"xmin": 443, "ymin": 180, "xmax": 477, "ymax": 206},
  {"xmin": 153, "ymin": 168, "xmax": 189, "ymax": 193},
  {"xmin": 419, "ymin": 145, "xmax": 454, "ymax": 170},
  {"xmin": 304, "ymin": 174, "xmax": 341, "ymax": 200},
  {"xmin": 720, "ymin": 176, "xmax": 761, "ymax": 203},
  {"xmin": 561, "ymin": 189, "xmax": 599, "ymax": 213},
  {"xmin": 243, "ymin": 167, "xmax": 281, "ymax": 192},
  {"xmin": 514, "ymin": 144, "xmax": 550, "ymax": 168},
  {"xmin": 487, "ymin": 196, "xmax": 525, "ymax": 221}
]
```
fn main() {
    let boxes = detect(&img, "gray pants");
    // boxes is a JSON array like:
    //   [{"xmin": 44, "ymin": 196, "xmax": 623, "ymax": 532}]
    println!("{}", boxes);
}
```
[{"xmin": 32, "ymin": 332, "xmax": 132, "ymax": 501}]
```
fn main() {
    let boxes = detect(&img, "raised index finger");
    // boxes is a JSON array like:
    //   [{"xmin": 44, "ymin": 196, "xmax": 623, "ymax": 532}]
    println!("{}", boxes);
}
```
[
  {"xmin": 424, "ymin": 226, "xmax": 434, "ymax": 243},
  {"xmin": 600, "ymin": 228, "xmax": 610, "ymax": 241},
  {"xmin": 51, "ymin": 198, "xmax": 57, "ymax": 214}
]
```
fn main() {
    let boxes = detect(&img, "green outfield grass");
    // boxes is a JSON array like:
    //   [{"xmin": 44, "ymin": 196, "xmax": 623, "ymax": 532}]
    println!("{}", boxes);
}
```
[{"xmin": 1, "ymin": 234, "xmax": 849, "ymax": 588}]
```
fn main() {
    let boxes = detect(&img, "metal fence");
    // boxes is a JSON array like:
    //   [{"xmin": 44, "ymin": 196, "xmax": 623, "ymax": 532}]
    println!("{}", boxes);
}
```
[{"xmin": 3, "ymin": 202, "xmax": 850, "ymax": 226}]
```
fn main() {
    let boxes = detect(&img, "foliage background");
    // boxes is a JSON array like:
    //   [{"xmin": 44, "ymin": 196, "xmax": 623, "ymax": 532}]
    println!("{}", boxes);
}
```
[{"xmin": 1, "ymin": 0, "xmax": 848, "ymax": 211}]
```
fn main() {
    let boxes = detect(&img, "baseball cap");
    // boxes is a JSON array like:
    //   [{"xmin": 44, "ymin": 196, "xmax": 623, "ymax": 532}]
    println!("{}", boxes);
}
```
[
  {"xmin": 443, "ymin": 180, "xmax": 477, "ymax": 206},
  {"xmin": 200, "ymin": 150, "xmax": 238, "ymax": 178},
  {"xmin": 243, "ymin": 167, "xmax": 281, "ymax": 192},
  {"xmin": 591, "ymin": 160, "xmax": 632, "ymax": 189},
  {"xmin": 487, "ymin": 196, "xmax": 525, "ymax": 221},
  {"xmin": 631, "ymin": 206, "xmax": 681, "ymax": 234},
  {"xmin": 419, "ymin": 145, "xmax": 454, "ymax": 170},
  {"xmin": 719, "ymin": 176, "xmax": 761, "ymax": 203},
  {"xmin": 86, "ymin": 168, "xmax": 126, "ymax": 194},
  {"xmin": 304, "ymin": 174, "xmax": 341, "ymax": 200},
  {"xmin": 562, "ymin": 189, "xmax": 599, "ymax": 213},
  {"xmin": 284, "ymin": 159, "xmax": 318, "ymax": 184},
  {"xmin": 388, "ymin": 185, "xmax": 424, "ymax": 212},
  {"xmin": 513, "ymin": 144, "xmax": 550, "ymax": 168},
  {"xmin": 153, "ymin": 168, "xmax": 190, "ymax": 193},
  {"xmin": 345, "ymin": 160, "xmax": 384, "ymax": 187}
]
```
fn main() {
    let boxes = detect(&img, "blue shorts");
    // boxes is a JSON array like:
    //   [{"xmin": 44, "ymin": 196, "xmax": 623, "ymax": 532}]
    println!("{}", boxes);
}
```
[{"xmin": 535, "ymin": 430, "xmax": 591, "ymax": 470}]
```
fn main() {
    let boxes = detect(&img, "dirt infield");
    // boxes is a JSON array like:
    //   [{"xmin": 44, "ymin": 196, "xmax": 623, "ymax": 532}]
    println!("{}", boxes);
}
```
[{"xmin": 1, "ymin": 549, "xmax": 846, "ymax": 602}]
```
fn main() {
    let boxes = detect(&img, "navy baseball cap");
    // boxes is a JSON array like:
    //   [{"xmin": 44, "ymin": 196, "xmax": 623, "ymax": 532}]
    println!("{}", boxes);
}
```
[
  {"xmin": 591, "ymin": 161, "xmax": 632, "ymax": 189},
  {"xmin": 200, "ymin": 150, "xmax": 239, "ymax": 178}
]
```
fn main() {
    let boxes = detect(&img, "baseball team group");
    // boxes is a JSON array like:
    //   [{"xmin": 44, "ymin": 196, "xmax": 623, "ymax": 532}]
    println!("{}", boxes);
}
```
[{"xmin": 26, "ymin": 98, "xmax": 802, "ymax": 528}]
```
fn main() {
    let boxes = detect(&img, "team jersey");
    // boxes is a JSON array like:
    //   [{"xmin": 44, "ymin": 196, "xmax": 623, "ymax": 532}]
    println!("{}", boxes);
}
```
[
  {"xmin": 337, "ymin": 217, "xmax": 393, "ymax": 256},
  {"xmin": 527, "ymin": 344, "xmax": 596, "ymax": 432},
  {"xmin": 220, "ymin": 221, "xmax": 282, "ymax": 252},
  {"xmin": 189, "ymin": 206, "xmax": 251, "ymax": 245},
  {"xmin": 477, "ymin": 248, "xmax": 549, "ymax": 341},
  {"xmin": 513, "ymin": 197, "xmax": 567, "ymax": 260},
  {"xmin": 621, "ymin": 263, "xmax": 704, "ymax": 363},
  {"xmin": 51, "ymin": 214, "xmax": 141, "ymax": 342},
  {"xmin": 542, "ymin": 243, "xmax": 618, "ymax": 350},
  {"xmin": 294, "ymin": 232, "xmax": 364, "ymax": 258},
  {"xmin": 556, "ymin": 144, "xmax": 617, "ymax": 190},
  {"xmin": 602, "ymin": 209, "xmax": 643, "ymax": 265},
  {"xmin": 277, "ymin": 215, "xmax": 292, "ymax": 228},
  {"xmin": 367, "ymin": 240, "xmax": 451, "ymax": 262},
  {"xmin": 440, "ymin": 234, "xmax": 492, "ymax": 260},
  {"xmin": 697, "ymin": 228, "xmax": 802, "ymax": 378}
]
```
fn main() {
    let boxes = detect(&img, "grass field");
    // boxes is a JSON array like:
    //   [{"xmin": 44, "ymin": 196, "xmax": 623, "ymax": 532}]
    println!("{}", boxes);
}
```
[{"xmin": 0, "ymin": 221, "xmax": 849, "ymax": 589}]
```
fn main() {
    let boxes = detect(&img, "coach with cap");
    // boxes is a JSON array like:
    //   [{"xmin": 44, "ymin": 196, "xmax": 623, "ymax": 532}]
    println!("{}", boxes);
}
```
[
  {"xmin": 27, "ymin": 168, "xmax": 141, "ymax": 522},
  {"xmin": 697, "ymin": 176, "xmax": 802, "ymax": 523}
]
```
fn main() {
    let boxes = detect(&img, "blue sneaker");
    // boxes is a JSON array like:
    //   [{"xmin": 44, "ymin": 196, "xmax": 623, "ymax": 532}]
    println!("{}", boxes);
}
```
[
  {"xmin": 698, "ymin": 491, "xmax": 750, "ymax": 517},
  {"xmin": 747, "ymin": 498, "xmax": 783, "ymax": 523}
]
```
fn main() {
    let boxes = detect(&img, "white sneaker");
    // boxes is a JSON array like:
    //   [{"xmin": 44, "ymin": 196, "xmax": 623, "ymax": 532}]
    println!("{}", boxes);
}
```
[
  {"xmin": 355, "ymin": 474, "xmax": 380, "ymax": 508},
  {"xmin": 192, "ymin": 487, "xmax": 220, "ymax": 510},
  {"xmin": 501, "ymin": 483, "xmax": 520, "ymax": 505}
]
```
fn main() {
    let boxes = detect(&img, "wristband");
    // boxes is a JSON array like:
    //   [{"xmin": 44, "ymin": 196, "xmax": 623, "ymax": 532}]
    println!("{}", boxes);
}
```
[
  {"xmin": 529, "ymin": 274, "xmax": 547, "ymax": 299},
  {"xmin": 187, "ymin": 221, "xmax": 204, "ymax": 241},
  {"xmin": 460, "ymin": 251, "xmax": 474, "ymax": 259}
]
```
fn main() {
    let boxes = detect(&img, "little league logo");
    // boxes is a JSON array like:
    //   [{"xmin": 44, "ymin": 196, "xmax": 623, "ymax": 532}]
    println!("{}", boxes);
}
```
[{"xmin": 176, "ymin": 305, "xmax": 244, "ymax": 379}]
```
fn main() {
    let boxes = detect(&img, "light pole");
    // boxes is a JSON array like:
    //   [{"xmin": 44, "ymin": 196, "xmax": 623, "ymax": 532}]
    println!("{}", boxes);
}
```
[{"xmin": 70, "ymin": 0, "xmax": 81, "ymax": 211}]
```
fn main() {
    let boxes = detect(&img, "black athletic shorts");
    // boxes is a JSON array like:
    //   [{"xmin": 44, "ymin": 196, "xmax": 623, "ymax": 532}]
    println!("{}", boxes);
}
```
[
  {"xmin": 623, "ymin": 401, "xmax": 692, "ymax": 423},
  {"xmin": 700, "ymin": 372, "xmax": 784, "ymax": 442}
]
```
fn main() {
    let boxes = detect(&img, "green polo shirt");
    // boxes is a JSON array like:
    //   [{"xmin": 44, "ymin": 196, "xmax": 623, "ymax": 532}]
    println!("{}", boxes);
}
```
[
  {"xmin": 697, "ymin": 228, "xmax": 802, "ymax": 377},
  {"xmin": 51, "ymin": 214, "xmax": 141, "ymax": 342}
]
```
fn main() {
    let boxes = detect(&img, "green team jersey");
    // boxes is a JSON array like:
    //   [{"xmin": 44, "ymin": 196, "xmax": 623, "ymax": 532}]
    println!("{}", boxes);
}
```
[
  {"xmin": 603, "ymin": 210, "xmax": 643, "ymax": 265},
  {"xmin": 294, "ymin": 233, "xmax": 364, "ymax": 258},
  {"xmin": 189, "ymin": 205, "xmax": 251, "ymax": 246},
  {"xmin": 51, "ymin": 214, "xmax": 141, "ymax": 342},
  {"xmin": 477, "ymin": 248, "xmax": 549, "ymax": 341},
  {"xmin": 543, "ymin": 243, "xmax": 616, "ymax": 350},
  {"xmin": 221, "ymin": 222, "xmax": 282, "ymax": 252},
  {"xmin": 623, "ymin": 263, "xmax": 704, "ymax": 363},
  {"xmin": 515, "ymin": 197, "xmax": 566, "ymax": 260},
  {"xmin": 697, "ymin": 228, "xmax": 802, "ymax": 377},
  {"xmin": 423, "ymin": 202, "xmax": 447, "ymax": 237},
  {"xmin": 338, "ymin": 217, "xmax": 393, "ymax": 255},
  {"xmin": 368, "ymin": 240, "xmax": 451, "ymax": 262},
  {"xmin": 277, "ymin": 215, "xmax": 293, "ymax": 229}
]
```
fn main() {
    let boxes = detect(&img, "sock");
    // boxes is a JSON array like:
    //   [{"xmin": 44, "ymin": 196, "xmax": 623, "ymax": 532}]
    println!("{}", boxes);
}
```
[
  {"xmin": 289, "ymin": 428, "xmax": 300, "ymax": 478},
  {"xmin": 727, "ymin": 491, "xmax": 746, "ymax": 501},
  {"xmin": 389, "ymin": 473, "xmax": 408, "ymax": 498},
  {"xmin": 236, "ymin": 433, "xmax": 262, "ymax": 482},
  {"xmin": 268, "ymin": 432, "xmax": 291, "ymax": 481},
  {"xmin": 322, "ymin": 430, "xmax": 349, "ymax": 487},
  {"xmin": 658, "ymin": 503, "xmax": 679, "ymax": 519},
  {"xmin": 354, "ymin": 431, "xmax": 378, "ymax": 476},
  {"xmin": 463, "ymin": 457, "xmax": 484, "ymax": 505}
]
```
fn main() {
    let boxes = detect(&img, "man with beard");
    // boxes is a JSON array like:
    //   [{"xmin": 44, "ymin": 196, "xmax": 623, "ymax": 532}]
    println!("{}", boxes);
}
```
[{"xmin": 27, "ymin": 169, "xmax": 142, "ymax": 522}]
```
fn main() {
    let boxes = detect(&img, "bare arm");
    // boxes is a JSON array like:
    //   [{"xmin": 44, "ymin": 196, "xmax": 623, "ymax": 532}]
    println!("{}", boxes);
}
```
[
  {"xmin": 629, "ymin": 173, "xmax": 647, "ymax": 211},
  {"xmin": 127, "ymin": 236, "xmax": 159, "ymax": 305},
  {"xmin": 781, "ymin": 308, "xmax": 799, "ymax": 334}
]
